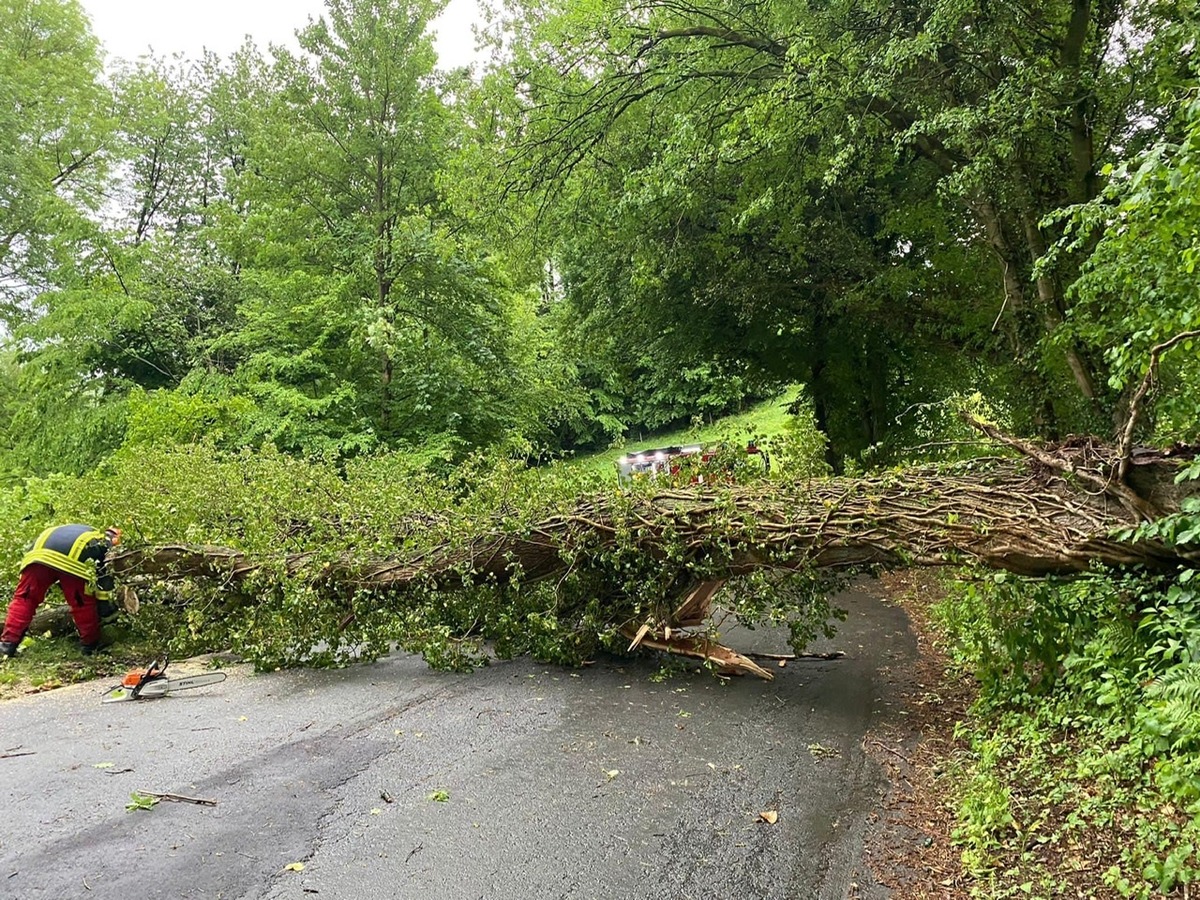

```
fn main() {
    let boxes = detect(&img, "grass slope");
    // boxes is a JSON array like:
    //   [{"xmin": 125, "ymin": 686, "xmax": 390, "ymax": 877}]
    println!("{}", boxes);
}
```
[{"xmin": 563, "ymin": 385, "xmax": 804, "ymax": 478}]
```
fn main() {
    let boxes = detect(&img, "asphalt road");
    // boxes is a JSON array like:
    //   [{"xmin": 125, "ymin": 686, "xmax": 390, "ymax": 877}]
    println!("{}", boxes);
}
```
[{"xmin": 0, "ymin": 583, "xmax": 917, "ymax": 900}]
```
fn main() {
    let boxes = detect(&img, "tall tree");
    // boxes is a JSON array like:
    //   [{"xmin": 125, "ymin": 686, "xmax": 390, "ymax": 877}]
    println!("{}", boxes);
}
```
[
  {"xmin": 110, "ymin": 56, "xmax": 209, "ymax": 246},
  {"xmin": 11, "ymin": 51, "xmax": 247, "ymax": 411},
  {"xmin": 494, "ymin": 0, "xmax": 1192, "ymax": 445},
  {"xmin": 0, "ymin": 0, "xmax": 111, "ymax": 314},
  {"xmin": 216, "ymin": 0, "xmax": 530, "ymax": 453},
  {"xmin": 1057, "ymin": 90, "xmax": 1200, "ymax": 445},
  {"xmin": 0, "ymin": 39, "xmax": 262, "ymax": 473}
]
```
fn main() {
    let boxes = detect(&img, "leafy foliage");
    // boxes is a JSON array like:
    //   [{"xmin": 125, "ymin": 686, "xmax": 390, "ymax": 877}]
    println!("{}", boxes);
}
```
[
  {"xmin": 937, "ymin": 464, "xmax": 1200, "ymax": 896},
  {"xmin": 3, "ymin": 0, "xmax": 1195, "ymax": 473},
  {"xmin": 1053, "ymin": 90, "xmax": 1200, "ymax": 444}
]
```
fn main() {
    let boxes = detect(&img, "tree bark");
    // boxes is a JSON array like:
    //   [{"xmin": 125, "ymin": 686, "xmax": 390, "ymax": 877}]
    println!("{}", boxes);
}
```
[{"xmin": 108, "ymin": 445, "xmax": 1199, "ymax": 601}]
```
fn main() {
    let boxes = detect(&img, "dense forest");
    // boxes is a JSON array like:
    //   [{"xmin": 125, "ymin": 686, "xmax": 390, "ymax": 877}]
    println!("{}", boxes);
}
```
[
  {"xmin": 3, "ymin": 0, "xmax": 1196, "ymax": 476},
  {"xmin": 3, "ymin": 0, "xmax": 1200, "ymax": 895}
]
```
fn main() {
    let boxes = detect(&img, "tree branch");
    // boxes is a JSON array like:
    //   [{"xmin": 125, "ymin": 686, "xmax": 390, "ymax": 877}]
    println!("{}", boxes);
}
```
[
  {"xmin": 1117, "ymin": 330, "xmax": 1200, "ymax": 483},
  {"xmin": 640, "ymin": 25, "xmax": 788, "ymax": 59}
]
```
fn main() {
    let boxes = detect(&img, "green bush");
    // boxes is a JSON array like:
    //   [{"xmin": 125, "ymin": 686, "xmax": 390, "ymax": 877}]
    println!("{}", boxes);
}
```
[
  {"xmin": 939, "ymin": 546, "xmax": 1200, "ymax": 895},
  {"xmin": 0, "ymin": 435, "xmax": 845, "ymax": 675}
]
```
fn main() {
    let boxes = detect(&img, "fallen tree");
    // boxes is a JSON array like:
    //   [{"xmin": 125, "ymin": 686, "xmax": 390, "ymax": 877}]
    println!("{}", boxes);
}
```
[
  {"xmin": 111, "ymin": 452, "xmax": 1196, "ymax": 581},
  {"xmin": 101, "ymin": 426, "xmax": 1199, "ymax": 678},
  {"xmin": 110, "ymin": 434, "xmax": 1199, "ymax": 585}
]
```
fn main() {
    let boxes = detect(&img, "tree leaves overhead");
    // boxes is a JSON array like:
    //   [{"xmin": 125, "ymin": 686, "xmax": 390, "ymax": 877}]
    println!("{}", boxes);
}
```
[
  {"xmin": 493, "ymin": 0, "xmax": 1193, "ymax": 454},
  {"xmin": 0, "ymin": 0, "xmax": 111, "ymax": 306},
  {"xmin": 0, "ymin": 0, "xmax": 1197, "ymax": 476}
]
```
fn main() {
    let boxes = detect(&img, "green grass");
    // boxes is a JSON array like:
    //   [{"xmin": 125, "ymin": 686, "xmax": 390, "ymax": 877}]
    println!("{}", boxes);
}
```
[
  {"xmin": 561, "ymin": 385, "xmax": 804, "ymax": 479},
  {"xmin": 0, "ymin": 623, "xmax": 158, "ymax": 699}
]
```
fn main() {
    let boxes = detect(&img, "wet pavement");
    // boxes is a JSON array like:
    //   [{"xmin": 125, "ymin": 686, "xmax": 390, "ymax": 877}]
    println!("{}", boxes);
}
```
[{"xmin": 0, "ymin": 583, "xmax": 917, "ymax": 900}]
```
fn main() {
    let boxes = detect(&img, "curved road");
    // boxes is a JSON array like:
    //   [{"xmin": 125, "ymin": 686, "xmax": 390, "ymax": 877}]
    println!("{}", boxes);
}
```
[{"xmin": 0, "ymin": 584, "xmax": 916, "ymax": 900}]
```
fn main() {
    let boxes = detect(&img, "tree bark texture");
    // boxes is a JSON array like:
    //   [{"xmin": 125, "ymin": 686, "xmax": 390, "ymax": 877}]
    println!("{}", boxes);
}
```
[{"xmin": 107, "ymin": 447, "xmax": 1199, "ymax": 604}]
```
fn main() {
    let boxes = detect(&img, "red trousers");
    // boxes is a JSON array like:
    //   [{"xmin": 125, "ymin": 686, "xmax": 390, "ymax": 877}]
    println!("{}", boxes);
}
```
[{"xmin": 2, "ymin": 563, "xmax": 102, "ymax": 645}]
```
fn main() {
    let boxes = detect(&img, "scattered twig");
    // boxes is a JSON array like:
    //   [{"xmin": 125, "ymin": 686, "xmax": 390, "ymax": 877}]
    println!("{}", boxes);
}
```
[
  {"xmin": 869, "ymin": 740, "xmax": 913, "ymax": 766},
  {"xmin": 0, "ymin": 751, "xmax": 35, "ymax": 760},
  {"xmin": 745, "ymin": 650, "xmax": 846, "ymax": 661},
  {"xmin": 135, "ymin": 790, "xmax": 217, "ymax": 806}
]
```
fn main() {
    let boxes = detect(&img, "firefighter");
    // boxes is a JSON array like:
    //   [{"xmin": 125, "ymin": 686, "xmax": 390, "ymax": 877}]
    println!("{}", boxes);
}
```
[{"xmin": 0, "ymin": 524, "xmax": 124, "ymax": 658}]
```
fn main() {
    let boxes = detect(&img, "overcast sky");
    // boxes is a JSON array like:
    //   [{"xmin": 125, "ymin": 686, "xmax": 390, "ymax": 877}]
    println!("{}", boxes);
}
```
[{"xmin": 80, "ymin": 0, "xmax": 485, "ymax": 69}]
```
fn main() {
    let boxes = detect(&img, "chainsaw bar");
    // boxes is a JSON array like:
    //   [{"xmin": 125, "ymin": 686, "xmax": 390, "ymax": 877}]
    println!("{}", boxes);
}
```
[{"xmin": 101, "ymin": 671, "xmax": 227, "ymax": 703}]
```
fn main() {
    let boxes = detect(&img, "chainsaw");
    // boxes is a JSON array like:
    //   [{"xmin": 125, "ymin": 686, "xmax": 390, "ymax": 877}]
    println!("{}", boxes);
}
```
[{"xmin": 101, "ymin": 657, "xmax": 227, "ymax": 703}]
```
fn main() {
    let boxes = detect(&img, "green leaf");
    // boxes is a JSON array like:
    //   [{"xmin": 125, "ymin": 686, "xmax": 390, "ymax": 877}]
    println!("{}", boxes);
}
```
[{"xmin": 125, "ymin": 792, "xmax": 159, "ymax": 812}]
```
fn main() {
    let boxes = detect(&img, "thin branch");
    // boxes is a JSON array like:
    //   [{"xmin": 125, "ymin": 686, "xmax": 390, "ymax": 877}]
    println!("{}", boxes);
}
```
[
  {"xmin": 135, "ymin": 790, "xmax": 218, "ymax": 806},
  {"xmin": 1117, "ymin": 330, "xmax": 1200, "ymax": 482},
  {"xmin": 641, "ymin": 25, "xmax": 788, "ymax": 59}
]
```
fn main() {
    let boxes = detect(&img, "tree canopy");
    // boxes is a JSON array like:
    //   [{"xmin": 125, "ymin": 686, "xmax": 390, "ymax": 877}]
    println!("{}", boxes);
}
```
[{"xmin": 0, "ymin": 0, "xmax": 1196, "ymax": 475}]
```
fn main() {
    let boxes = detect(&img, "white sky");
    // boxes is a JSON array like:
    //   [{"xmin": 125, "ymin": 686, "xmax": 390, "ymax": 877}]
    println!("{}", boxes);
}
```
[{"xmin": 80, "ymin": 0, "xmax": 485, "ymax": 70}]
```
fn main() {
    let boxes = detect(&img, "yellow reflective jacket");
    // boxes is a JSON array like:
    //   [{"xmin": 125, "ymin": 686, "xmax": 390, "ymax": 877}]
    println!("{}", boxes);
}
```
[{"xmin": 20, "ymin": 524, "xmax": 115, "ymax": 599}]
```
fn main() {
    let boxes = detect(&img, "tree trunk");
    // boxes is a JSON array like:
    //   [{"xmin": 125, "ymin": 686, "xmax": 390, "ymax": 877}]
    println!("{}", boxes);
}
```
[
  {"xmin": 99, "ymin": 436, "xmax": 1196, "ymax": 680},
  {"xmin": 27, "ymin": 605, "xmax": 76, "ymax": 638},
  {"xmin": 109, "ymin": 444, "xmax": 1198, "ymax": 597}
]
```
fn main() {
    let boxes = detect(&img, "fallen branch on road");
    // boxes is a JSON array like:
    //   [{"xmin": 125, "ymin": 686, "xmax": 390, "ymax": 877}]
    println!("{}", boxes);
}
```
[{"xmin": 135, "ymin": 790, "xmax": 217, "ymax": 807}]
